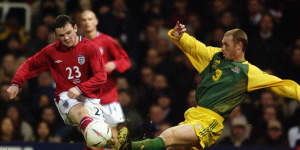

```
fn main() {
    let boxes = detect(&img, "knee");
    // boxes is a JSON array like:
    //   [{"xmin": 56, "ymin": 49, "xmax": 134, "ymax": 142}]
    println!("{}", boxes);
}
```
[
  {"xmin": 68, "ymin": 104, "xmax": 90, "ymax": 124},
  {"xmin": 159, "ymin": 127, "xmax": 177, "ymax": 147}
]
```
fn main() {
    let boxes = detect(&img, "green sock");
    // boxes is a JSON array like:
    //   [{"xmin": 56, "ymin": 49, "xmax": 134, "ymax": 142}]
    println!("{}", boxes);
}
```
[{"xmin": 131, "ymin": 137, "xmax": 165, "ymax": 150}]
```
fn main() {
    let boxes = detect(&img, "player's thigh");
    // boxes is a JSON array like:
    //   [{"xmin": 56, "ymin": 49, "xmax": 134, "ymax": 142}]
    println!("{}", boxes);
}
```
[
  {"xmin": 102, "ymin": 102, "xmax": 125, "ymax": 126},
  {"xmin": 160, "ymin": 124, "xmax": 199, "ymax": 147},
  {"xmin": 56, "ymin": 92, "xmax": 86, "ymax": 125}
]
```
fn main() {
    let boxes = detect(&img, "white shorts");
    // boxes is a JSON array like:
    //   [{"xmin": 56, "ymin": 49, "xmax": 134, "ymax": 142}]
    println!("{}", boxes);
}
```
[
  {"xmin": 55, "ymin": 92, "xmax": 105, "ymax": 125},
  {"xmin": 102, "ymin": 102, "xmax": 125, "ymax": 127}
]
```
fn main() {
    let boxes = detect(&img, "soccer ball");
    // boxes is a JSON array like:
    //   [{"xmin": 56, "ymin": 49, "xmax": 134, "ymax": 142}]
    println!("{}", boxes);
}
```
[{"xmin": 84, "ymin": 121, "xmax": 112, "ymax": 148}]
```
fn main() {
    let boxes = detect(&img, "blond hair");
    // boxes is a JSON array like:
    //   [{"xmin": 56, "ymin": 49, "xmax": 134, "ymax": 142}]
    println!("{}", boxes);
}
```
[{"xmin": 224, "ymin": 28, "xmax": 248, "ymax": 51}]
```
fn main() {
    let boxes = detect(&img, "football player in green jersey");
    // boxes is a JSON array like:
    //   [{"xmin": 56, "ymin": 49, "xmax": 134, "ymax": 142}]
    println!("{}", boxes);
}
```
[{"xmin": 114, "ymin": 21, "xmax": 300, "ymax": 150}]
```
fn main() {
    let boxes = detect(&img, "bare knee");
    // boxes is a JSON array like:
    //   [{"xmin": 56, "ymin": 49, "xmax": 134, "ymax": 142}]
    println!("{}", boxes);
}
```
[
  {"xmin": 68, "ymin": 104, "xmax": 90, "ymax": 124},
  {"xmin": 159, "ymin": 127, "xmax": 177, "ymax": 147},
  {"xmin": 159, "ymin": 124, "xmax": 200, "ymax": 148}
]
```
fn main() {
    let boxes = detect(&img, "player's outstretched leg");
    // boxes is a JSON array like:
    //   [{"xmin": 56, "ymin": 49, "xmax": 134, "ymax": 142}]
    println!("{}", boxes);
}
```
[{"xmin": 116, "ymin": 124, "xmax": 201, "ymax": 150}]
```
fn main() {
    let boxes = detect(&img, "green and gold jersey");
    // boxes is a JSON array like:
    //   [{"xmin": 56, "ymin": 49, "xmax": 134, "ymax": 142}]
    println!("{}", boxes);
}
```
[
  {"xmin": 168, "ymin": 30, "xmax": 300, "ymax": 119},
  {"xmin": 197, "ymin": 52, "xmax": 249, "ymax": 117}
]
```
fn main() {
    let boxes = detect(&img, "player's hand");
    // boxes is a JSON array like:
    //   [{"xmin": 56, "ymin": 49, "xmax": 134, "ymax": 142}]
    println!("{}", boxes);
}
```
[
  {"xmin": 5, "ymin": 85, "xmax": 19, "ymax": 100},
  {"xmin": 67, "ymin": 87, "xmax": 81, "ymax": 99},
  {"xmin": 171, "ymin": 21, "xmax": 186, "ymax": 40},
  {"xmin": 105, "ymin": 61, "xmax": 116, "ymax": 73}
]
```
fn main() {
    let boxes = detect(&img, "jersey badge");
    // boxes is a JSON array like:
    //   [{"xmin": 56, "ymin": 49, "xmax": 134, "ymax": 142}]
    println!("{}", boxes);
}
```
[
  {"xmin": 99, "ymin": 47, "xmax": 104, "ymax": 55},
  {"xmin": 78, "ymin": 54, "xmax": 85, "ymax": 65},
  {"xmin": 231, "ymin": 66, "xmax": 240, "ymax": 74}
]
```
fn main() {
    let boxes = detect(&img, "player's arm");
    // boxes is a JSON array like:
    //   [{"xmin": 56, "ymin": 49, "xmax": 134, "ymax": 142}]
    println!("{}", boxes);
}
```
[
  {"xmin": 6, "ymin": 48, "xmax": 49, "ymax": 99},
  {"xmin": 168, "ymin": 21, "xmax": 221, "ymax": 73},
  {"xmin": 106, "ymin": 38, "xmax": 131, "ymax": 73},
  {"xmin": 247, "ymin": 63, "xmax": 300, "ymax": 100},
  {"xmin": 76, "ymin": 44, "xmax": 107, "ymax": 96}
]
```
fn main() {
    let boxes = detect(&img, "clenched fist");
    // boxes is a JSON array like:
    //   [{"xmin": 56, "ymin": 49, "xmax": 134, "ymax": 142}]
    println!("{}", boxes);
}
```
[
  {"xmin": 5, "ymin": 85, "xmax": 19, "ymax": 100},
  {"xmin": 67, "ymin": 87, "xmax": 81, "ymax": 99}
]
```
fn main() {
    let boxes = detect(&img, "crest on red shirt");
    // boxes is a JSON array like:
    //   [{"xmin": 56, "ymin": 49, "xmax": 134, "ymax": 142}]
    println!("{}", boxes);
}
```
[
  {"xmin": 99, "ymin": 47, "xmax": 104, "ymax": 55},
  {"xmin": 78, "ymin": 54, "xmax": 85, "ymax": 65}
]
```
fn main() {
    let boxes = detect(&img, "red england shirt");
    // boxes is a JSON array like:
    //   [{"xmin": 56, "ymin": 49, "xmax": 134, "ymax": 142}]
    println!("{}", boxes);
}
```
[{"xmin": 11, "ymin": 37, "xmax": 107, "ymax": 101}]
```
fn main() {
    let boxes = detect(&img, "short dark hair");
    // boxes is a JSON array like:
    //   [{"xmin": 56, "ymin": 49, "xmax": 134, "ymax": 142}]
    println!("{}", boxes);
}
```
[{"xmin": 53, "ymin": 15, "xmax": 75, "ymax": 29}]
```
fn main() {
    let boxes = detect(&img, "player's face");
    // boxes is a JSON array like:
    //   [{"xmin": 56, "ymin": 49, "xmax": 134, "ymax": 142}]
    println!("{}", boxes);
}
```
[
  {"xmin": 55, "ymin": 23, "xmax": 78, "ymax": 48},
  {"xmin": 81, "ymin": 11, "xmax": 98, "ymax": 32},
  {"xmin": 221, "ymin": 35, "xmax": 238, "ymax": 61}
]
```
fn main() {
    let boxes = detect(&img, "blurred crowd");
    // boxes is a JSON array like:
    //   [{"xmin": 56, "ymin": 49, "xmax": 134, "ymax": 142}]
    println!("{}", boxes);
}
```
[{"xmin": 0, "ymin": 0, "xmax": 300, "ymax": 149}]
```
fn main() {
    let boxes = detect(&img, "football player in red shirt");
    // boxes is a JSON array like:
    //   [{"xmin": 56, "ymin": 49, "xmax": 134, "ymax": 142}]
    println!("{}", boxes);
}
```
[
  {"xmin": 4, "ymin": 15, "xmax": 115, "ymax": 149},
  {"xmin": 80, "ymin": 10, "xmax": 131, "ymax": 149}
]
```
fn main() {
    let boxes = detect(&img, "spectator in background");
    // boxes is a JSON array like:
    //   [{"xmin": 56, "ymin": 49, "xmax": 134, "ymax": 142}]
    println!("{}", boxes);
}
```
[
  {"xmin": 218, "ymin": 10, "xmax": 239, "ymax": 31},
  {"xmin": 35, "ymin": 121, "xmax": 60, "ymax": 143},
  {"xmin": 284, "ymin": 46, "xmax": 300, "ymax": 83},
  {"xmin": 118, "ymin": 89, "xmax": 143, "ymax": 139},
  {"xmin": 252, "ymin": 90, "xmax": 286, "ymax": 123},
  {"xmin": 117, "ymin": 77, "xmax": 131, "ymax": 91},
  {"xmin": 154, "ymin": 38, "xmax": 176, "ymax": 80},
  {"xmin": 203, "ymin": 0, "xmax": 229, "ymax": 31},
  {"xmin": 138, "ymin": 25, "xmax": 160, "ymax": 63},
  {"xmin": 251, "ymin": 105, "xmax": 281, "ymax": 140},
  {"xmin": 31, "ymin": 0, "xmax": 62, "ymax": 26},
  {"xmin": 42, "ymin": 13, "xmax": 57, "ymax": 28},
  {"xmin": 0, "ymin": 53, "xmax": 16, "ymax": 83},
  {"xmin": 247, "ymin": 12, "xmax": 284, "ymax": 73},
  {"xmin": 140, "ymin": 0, "xmax": 166, "ymax": 29},
  {"xmin": 33, "ymin": 93, "xmax": 52, "ymax": 119},
  {"xmin": 205, "ymin": 27, "xmax": 225, "ymax": 47},
  {"xmin": 288, "ymin": 116, "xmax": 300, "ymax": 148},
  {"xmin": 0, "ymin": 9, "xmax": 29, "ymax": 49},
  {"xmin": 6, "ymin": 103, "xmax": 35, "ymax": 141},
  {"xmin": 255, "ymin": 120, "xmax": 288, "ymax": 147},
  {"xmin": 31, "ymin": 0, "xmax": 64, "ymax": 16},
  {"xmin": 143, "ymin": 104, "xmax": 166, "ymax": 138},
  {"xmin": 219, "ymin": 106, "xmax": 247, "ymax": 141},
  {"xmin": 185, "ymin": 13, "xmax": 206, "ymax": 42},
  {"xmin": 240, "ymin": 0, "xmax": 264, "ymax": 33},
  {"xmin": 149, "ymin": 15, "xmax": 174, "ymax": 50},
  {"xmin": 136, "ymin": 66, "xmax": 155, "ymax": 115},
  {"xmin": 156, "ymin": 95, "xmax": 178, "ymax": 125},
  {"xmin": 153, "ymin": 74, "xmax": 172, "ymax": 98},
  {"xmin": 40, "ymin": 106, "xmax": 64, "ymax": 138},
  {"xmin": 97, "ymin": 0, "xmax": 138, "ymax": 60},
  {"xmin": 29, "ymin": 71, "xmax": 55, "ymax": 110},
  {"xmin": 167, "ymin": 0, "xmax": 189, "ymax": 28},
  {"xmin": 24, "ymin": 24, "xmax": 49, "ymax": 57},
  {"xmin": 218, "ymin": 116, "xmax": 252, "ymax": 147},
  {"xmin": 5, "ymin": 34, "xmax": 25, "ymax": 58},
  {"xmin": 144, "ymin": 48, "xmax": 162, "ymax": 70},
  {"xmin": 0, "ymin": 117, "xmax": 20, "ymax": 142}
]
